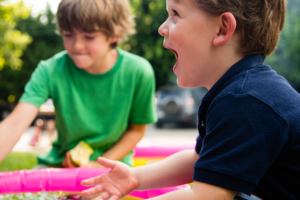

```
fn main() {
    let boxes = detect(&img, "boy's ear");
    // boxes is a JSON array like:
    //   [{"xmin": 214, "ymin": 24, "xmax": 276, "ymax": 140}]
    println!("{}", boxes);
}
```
[
  {"xmin": 109, "ymin": 36, "xmax": 121, "ymax": 44},
  {"xmin": 213, "ymin": 12, "xmax": 237, "ymax": 46}
]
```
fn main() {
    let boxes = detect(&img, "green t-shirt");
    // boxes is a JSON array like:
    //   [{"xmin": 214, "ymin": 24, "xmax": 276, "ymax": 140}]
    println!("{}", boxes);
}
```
[{"xmin": 19, "ymin": 48, "xmax": 157, "ymax": 167}]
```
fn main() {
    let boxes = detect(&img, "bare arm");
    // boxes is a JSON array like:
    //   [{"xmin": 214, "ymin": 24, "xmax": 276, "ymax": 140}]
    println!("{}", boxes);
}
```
[
  {"xmin": 82, "ymin": 150, "xmax": 236, "ymax": 200},
  {"xmin": 0, "ymin": 102, "xmax": 39, "ymax": 162},
  {"xmin": 77, "ymin": 124, "xmax": 147, "ymax": 168},
  {"xmin": 136, "ymin": 149, "xmax": 197, "ymax": 190},
  {"xmin": 81, "ymin": 150, "xmax": 197, "ymax": 198},
  {"xmin": 102, "ymin": 124, "xmax": 147, "ymax": 160},
  {"xmin": 148, "ymin": 181, "xmax": 236, "ymax": 200},
  {"xmin": 136, "ymin": 150, "xmax": 236, "ymax": 200}
]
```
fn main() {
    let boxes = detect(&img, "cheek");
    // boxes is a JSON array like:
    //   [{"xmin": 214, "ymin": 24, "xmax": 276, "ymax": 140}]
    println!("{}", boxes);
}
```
[
  {"xmin": 63, "ymin": 39, "xmax": 72, "ymax": 51},
  {"xmin": 169, "ymin": 28, "xmax": 182, "ymax": 44},
  {"xmin": 88, "ymin": 42, "xmax": 107, "ymax": 55}
]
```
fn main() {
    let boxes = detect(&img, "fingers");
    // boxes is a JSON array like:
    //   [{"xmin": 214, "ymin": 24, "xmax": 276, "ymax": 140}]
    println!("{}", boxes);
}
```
[
  {"xmin": 62, "ymin": 157, "xmax": 67, "ymax": 168},
  {"xmin": 97, "ymin": 157, "xmax": 118, "ymax": 169},
  {"xmin": 93, "ymin": 192, "xmax": 120, "ymax": 200},
  {"xmin": 94, "ymin": 193, "xmax": 120, "ymax": 200},
  {"xmin": 62, "ymin": 151, "xmax": 76, "ymax": 168},
  {"xmin": 94, "ymin": 191, "xmax": 110, "ymax": 200},
  {"xmin": 82, "ymin": 186, "xmax": 120, "ymax": 200},
  {"xmin": 82, "ymin": 184, "xmax": 104, "ymax": 197},
  {"xmin": 65, "ymin": 151, "xmax": 76, "ymax": 168},
  {"xmin": 108, "ymin": 195, "xmax": 120, "ymax": 200},
  {"xmin": 81, "ymin": 174, "xmax": 103, "ymax": 186}
]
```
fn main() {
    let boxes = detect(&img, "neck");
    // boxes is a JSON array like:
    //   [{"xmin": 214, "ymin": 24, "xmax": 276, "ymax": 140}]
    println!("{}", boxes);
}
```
[
  {"xmin": 85, "ymin": 48, "xmax": 119, "ymax": 74},
  {"xmin": 205, "ymin": 48, "xmax": 244, "ymax": 90}
]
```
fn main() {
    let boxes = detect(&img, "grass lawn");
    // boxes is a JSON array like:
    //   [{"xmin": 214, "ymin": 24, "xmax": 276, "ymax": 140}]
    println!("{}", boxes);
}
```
[{"xmin": 0, "ymin": 152, "xmax": 39, "ymax": 172}]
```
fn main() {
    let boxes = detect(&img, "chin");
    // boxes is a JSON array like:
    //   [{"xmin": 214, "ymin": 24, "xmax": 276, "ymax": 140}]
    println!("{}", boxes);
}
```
[
  {"xmin": 73, "ymin": 62, "xmax": 89, "ymax": 69},
  {"xmin": 177, "ymin": 78, "xmax": 201, "ymax": 88},
  {"xmin": 71, "ymin": 58, "xmax": 89, "ymax": 68},
  {"xmin": 176, "ymin": 79, "xmax": 189, "ymax": 88},
  {"xmin": 74, "ymin": 65, "xmax": 86, "ymax": 69}
]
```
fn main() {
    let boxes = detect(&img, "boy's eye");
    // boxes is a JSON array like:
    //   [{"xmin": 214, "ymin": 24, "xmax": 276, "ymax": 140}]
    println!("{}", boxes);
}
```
[
  {"xmin": 63, "ymin": 34, "xmax": 73, "ymax": 38},
  {"xmin": 85, "ymin": 36, "xmax": 95, "ymax": 40},
  {"xmin": 172, "ymin": 9, "xmax": 180, "ymax": 17}
]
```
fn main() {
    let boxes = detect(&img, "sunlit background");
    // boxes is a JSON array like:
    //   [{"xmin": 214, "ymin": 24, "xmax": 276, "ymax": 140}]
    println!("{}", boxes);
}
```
[{"xmin": 9, "ymin": 0, "xmax": 61, "ymax": 15}]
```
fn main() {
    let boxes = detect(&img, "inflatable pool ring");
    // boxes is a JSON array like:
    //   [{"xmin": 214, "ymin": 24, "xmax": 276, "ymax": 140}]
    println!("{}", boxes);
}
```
[
  {"xmin": 133, "ymin": 140, "xmax": 196, "ymax": 166},
  {"xmin": 134, "ymin": 140, "xmax": 195, "ymax": 157},
  {"xmin": 0, "ymin": 168, "xmax": 190, "ymax": 199}
]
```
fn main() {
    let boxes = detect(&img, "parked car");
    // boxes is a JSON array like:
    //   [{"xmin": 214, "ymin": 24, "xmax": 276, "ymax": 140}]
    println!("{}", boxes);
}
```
[
  {"xmin": 0, "ymin": 104, "xmax": 12, "ymax": 122},
  {"xmin": 155, "ymin": 85, "xmax": 207, "ymax": 128}
]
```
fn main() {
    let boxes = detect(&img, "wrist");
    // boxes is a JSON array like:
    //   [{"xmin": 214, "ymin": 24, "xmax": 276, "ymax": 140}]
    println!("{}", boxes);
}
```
[{"xmin": 134, "ymin": 166, "xmax": 144, "ymax": 190}]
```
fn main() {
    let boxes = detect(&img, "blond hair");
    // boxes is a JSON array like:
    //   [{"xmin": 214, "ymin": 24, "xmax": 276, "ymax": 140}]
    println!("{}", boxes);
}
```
[
  {"xmin": 194, "ymin": 0, "xmax": 287, "ymax": 56},
  {"xmin": 57, "ymin": 0, "xmax": 135, "ymax": 48}
]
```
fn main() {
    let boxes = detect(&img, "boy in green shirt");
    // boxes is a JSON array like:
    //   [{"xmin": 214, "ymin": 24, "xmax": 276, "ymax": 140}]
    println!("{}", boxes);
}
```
[{"xmin": 0, "ymin": 0, "xmax": 157, "ymax": 168}]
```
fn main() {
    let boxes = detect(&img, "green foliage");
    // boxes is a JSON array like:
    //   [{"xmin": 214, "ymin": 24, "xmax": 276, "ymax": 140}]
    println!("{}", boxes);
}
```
[
  {"xmin": 0, "ymin": 4, "xmax": 64, "ymax": 103},
  {"xmin": 265, "ymin": 0, "xmax": 300, "ymax": 92},
  {"xmin": 121, "ymin": 0, "xmax": 176, "ymax": 89},
  {"xmin": 0, "ymin": 0, "xmax": 32, "ymax": 71},
  {"xmin": 0, "ymin": 152, "xmax": 38, "ymax": 172}
]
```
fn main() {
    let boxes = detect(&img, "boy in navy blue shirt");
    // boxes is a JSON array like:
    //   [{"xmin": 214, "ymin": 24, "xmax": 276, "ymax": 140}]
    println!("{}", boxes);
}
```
[{"xmin": 81, "ymin": 0, "xmax": 300, "ymax": 199}]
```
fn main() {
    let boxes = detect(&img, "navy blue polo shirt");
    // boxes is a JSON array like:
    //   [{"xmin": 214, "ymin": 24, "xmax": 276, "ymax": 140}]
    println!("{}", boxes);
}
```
[{"xmin": 193, "ymin": 54, "xmax": 300, "ymax": 200}]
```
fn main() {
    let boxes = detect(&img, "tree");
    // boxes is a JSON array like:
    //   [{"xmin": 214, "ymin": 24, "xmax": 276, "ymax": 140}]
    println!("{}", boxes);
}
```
[
  {"xmin": 0, "ymin": 0, "xmax": 32, "ymax": 71},
  {"xmin": 265, "ymin": 0, "xmax": 300, "ymax": 92},
  {"xmin": 0, "ymin": 3, "xmax": 64, "ymax": 103},
  {"xmin": 122, "ymin": 0, "xmax": 177, "ymax": 90}
]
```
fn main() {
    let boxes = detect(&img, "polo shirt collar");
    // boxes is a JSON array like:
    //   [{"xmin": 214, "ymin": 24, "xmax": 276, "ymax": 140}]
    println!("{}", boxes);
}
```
[{"xmin": 202, "ymin": 54, "xmax": 265, "ymax": 102}]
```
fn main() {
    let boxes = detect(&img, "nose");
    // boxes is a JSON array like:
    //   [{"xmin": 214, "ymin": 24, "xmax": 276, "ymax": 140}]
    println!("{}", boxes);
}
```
[
  {"xmin": 73, "ymin": 37, "xmax": 84, "ymax": 51},
  {"xmin": 158, "ymin": 20, "xmax": 169, "ymax": 37}
]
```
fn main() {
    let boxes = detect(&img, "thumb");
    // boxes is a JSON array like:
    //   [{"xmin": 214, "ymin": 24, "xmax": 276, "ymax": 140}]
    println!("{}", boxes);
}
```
[{"xmin": 97, "ymin": 157, "xmax": 118, "ymax": 169}]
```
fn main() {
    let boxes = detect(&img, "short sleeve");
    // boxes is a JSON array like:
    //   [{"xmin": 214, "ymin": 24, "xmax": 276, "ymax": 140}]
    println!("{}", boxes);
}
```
[
  {"xmin": 129, "ymin": 62, "xmax": 157, "ymax": 125},
  {"xmin": 193, "ymin": 94, "xmax": 288, "ymax": 195},
  {"xmin": 19, "ymin": 61, "xmax": 50, "ymax": 107}
]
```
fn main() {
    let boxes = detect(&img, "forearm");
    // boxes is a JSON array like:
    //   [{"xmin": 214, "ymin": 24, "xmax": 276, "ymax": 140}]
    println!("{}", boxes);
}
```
[
  {"xmin": 0, "ymin": 103, "xmax": 38, "ymax": 162},
  {"xmin": 0, "ymin": 121, "xmax": 21, "ymax": 162},
  {"xmin": 135, "ymin": 149, "xmax": 197, "ymax": 190},
  {"xmin": 102, "ymin": 124, "xmax": 147, "ymax": 161},
  {"xmin": 148, "ymin": 182, "xmax": 236, "ymax": 200},
  {"xmin": 148, "ymin": 188, "xmax": 203, "ymax": 200}
]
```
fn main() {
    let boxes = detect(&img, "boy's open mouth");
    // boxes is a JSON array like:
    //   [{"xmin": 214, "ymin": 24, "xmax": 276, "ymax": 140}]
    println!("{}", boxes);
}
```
[{"xmin": 168, "ymin": 48, "xmax": 178, "ymax": 59}]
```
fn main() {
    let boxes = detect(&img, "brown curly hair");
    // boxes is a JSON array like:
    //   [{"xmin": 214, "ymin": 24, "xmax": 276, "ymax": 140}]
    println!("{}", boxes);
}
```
[
  {"xmin": 194, "ymin": 0, "xmax": 287, "ymax": 56},
  {"xmin": 56, "ymin": 0, "xmax": 136, "ymax": 48}
]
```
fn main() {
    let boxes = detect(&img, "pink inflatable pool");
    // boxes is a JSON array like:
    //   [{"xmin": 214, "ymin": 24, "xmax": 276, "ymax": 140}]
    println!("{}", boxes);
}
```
[
  {"xmin": 0, "ymin": 141, "xmax": 194, "ymax": 198},
  {"xmin": 134, "ymin": 140, "xmax": 196, "ymax": 157},
  {"xmin": 0, "ymin": 168, "xmax": 190, "ymax": 199}
]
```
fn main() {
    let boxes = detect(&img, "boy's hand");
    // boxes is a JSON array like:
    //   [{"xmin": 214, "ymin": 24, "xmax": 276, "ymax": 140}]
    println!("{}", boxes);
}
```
[
  {"xmin": 81, "ymin": 157, "xmax": 139, "ymax": 200},
  {"xmin": 62, "ymin": 151, "xmax": 105, "ymax": 168},
  {"xmin": 62, "ymin": 151, "xmax": 77, "ymax": 168}
]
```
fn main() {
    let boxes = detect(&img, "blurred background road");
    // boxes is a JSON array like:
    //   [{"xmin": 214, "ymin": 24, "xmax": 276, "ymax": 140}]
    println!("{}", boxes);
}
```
[{"xmin": 12, "ymin": 124, "xmax": 199, "ymax": 154}]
